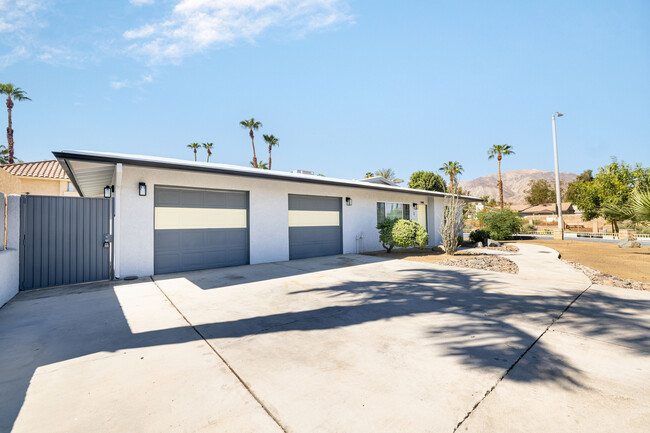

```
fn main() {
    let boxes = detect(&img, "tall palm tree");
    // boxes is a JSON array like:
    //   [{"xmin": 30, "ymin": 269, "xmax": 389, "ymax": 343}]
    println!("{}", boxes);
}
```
[
  {"xmin": 202, "ymin": 142, "xmax": 214, "ymax": 162},
  {"xmin": 240, "ymin": 118, "xmax": 262, "ymax": 168},
  {"xmin": 374, "ymin": 168, "xmax": 403, "ymax": 184},
  {"xmin": 0, "ymin": 84, "xmax": 31, "ymax": 164},
  {"xmin": 187, "ymin": 142, "xmax": 200, "ymax": 161},
  {"xmin": 262, "ymin": 134, "xmax": 279, "ymax": 170},
  {"xmin": 439, "ymin": 161, "xmax": 464, "ymax": 191},
  {"xmin": 487, "ymin": 144, "xmax": 515, "ymax": 209}
]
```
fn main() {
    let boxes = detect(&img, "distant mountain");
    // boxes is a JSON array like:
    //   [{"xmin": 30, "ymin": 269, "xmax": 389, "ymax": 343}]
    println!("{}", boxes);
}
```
[{"xmin": 458, "ymin": 169, "xmax": 577, "ymax": 204}]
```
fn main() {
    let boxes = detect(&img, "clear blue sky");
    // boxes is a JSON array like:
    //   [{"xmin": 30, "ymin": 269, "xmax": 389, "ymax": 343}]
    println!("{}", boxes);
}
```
[{"xmin": 1, "ymin": 0, "xmax": 648, "ymax": 181}]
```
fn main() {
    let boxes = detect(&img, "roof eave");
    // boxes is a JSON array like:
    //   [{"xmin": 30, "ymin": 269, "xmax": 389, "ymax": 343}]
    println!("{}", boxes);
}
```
[{"xmin": 52, "ymin": 151, "xmax": 482, "ymax": 202}]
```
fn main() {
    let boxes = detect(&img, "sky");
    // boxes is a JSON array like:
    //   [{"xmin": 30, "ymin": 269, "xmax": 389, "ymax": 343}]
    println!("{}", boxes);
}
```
[{"xmin": 1, "ymin": 0, "xmax": 648, "ymax": 181}]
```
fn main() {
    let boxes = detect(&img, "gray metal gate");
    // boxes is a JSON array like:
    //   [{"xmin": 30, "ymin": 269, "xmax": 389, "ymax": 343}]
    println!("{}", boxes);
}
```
[{"xmin": 20, "ymin": 195, "xmax": 112, "ymax": 290}]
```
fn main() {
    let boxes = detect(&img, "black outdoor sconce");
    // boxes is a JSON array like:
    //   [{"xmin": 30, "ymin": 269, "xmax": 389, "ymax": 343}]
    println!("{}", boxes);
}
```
[
  {"xmin": 412, "ymin": 203, "xmax": 418, "ymax": 209},
  {"xmin": 345, "ymin": 197, "xmax": 352, "ymax": 206},
  {"xmin": 104, "ymin": 185, "xmax": 111, "ymax": 198},
  {"xmin": 139, "ymin": 182, "xmax": 147, "ymax": 196}
]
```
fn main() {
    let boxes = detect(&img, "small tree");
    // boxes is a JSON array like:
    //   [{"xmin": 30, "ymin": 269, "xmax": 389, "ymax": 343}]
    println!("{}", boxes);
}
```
[
  {"xmin": 477, "ymin": 208, "xmax": 523, "ymax": 240},
  {"xmin": 439, "ymin": 191, "xmax": 464, "ymax": 255}
]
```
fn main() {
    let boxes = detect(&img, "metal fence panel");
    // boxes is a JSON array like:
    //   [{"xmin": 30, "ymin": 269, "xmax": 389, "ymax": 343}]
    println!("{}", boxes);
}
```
[{"xmin": 20, "ymin": 195, "xmax": 111, "ymax": 290}]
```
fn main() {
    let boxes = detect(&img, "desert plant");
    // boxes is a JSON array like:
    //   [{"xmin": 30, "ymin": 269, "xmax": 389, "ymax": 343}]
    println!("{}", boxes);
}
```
[
  {"xmin": 392, "ymin": 219, "xmax": 429, "ymax": 249},
  {"xmin": 469, "ymin": 229, "xmax": 490, "ymax": 244},
  {"xmin": 477, "ymin": 208, "xmax": 523, "ymax": 240},
  {"xmin": 457, "ymin": 234, "xmax": 464, "ymax": 246},
  {"xmin": 439, "ymin": 191, "xmax": 464, "ymax": 255}
]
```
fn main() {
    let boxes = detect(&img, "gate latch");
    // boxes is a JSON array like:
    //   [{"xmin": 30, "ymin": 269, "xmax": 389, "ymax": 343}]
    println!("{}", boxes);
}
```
[{"xmin": 103, "ymin": 234, "xmax": 111, "ymax": 249}]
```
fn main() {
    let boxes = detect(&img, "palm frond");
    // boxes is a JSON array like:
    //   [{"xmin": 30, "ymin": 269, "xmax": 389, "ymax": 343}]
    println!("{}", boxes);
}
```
[{"xmin": 630, "ymin": 189, "xmax": 650, "ymax": 221}]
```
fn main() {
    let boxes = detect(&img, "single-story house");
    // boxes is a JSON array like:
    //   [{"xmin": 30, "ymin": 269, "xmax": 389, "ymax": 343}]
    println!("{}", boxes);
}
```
[
  {"xmin": 0, "ymin": 160, "xmax": 78, "ymax": 196},
  {"xmin": 54, "ymin": 150, "xmax": 480, "ymax": 279},
  {"xmin": 510, "ymin": 202, "xmax": 577, "ymax": 216}
]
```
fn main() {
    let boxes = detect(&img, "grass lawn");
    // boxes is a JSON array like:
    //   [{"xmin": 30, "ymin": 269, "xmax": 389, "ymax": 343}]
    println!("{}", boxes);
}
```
[{"xmin": 509, "ymin": 239, "xmax": 650, "ymax": 283}]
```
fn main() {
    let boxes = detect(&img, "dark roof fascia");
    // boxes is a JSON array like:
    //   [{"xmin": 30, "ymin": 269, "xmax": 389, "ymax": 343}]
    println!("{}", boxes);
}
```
[{"xmin": 52, "ymin": 151, "xmax": 482, "ymax": 202}]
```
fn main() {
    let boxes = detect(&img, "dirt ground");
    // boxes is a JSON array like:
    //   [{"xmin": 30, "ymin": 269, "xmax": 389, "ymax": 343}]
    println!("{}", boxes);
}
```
[
  {"xmin": 364, "ymin": 246, "xmax": 485, "ymax": 265},
  {"xmin": 508, "ymin": 239, "xmax": 650, "ymax": 283}
]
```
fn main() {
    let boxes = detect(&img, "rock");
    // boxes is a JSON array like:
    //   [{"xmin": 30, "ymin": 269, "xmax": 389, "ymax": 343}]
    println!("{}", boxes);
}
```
[
  {"xmin": 617, "ymin": 239, "xmax": 641, "ymax": 248},
  {"xmin": 475, "ymin": 242, "xmax": 483, "ymax": 248},
  {"xmin": 487, "ymin": 239, "xmax": 501, "ymax": 247}
]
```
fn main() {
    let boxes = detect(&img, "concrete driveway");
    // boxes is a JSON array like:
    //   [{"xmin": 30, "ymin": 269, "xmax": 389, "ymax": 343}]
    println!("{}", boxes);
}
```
[{"xmin": 1, "ymin": 244, "xmax": 649, "ymax": 432}]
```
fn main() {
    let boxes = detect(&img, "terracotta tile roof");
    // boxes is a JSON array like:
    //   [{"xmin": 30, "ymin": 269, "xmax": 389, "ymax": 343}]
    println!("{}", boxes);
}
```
[{"xmin": 1, "ymin": 160, "xmax": 69, "ymax": 180}]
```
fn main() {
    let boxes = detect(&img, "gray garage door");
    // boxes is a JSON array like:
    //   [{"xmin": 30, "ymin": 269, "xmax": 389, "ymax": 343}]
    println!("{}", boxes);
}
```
[
  {"xmin": 288, "ymin": 194, "xmax": 342, "ymax": 260},
  {"xmin": 154, "ymin": 186, "xmax": 249, "ymax": 274}
]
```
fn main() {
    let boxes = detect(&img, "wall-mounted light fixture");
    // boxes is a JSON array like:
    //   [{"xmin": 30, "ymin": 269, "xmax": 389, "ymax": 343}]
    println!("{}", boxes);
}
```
[
  {"xmin": 104, "ymin": 185, "xmax": 111, "ymax": 198},
  {"xmin": 412, "ymin": 203, "xmax": 418, "ymax": 209},
  {"xmin": 345, "ymin": 197, "xmax": 352, "ymax": 206},
  {"xmin": 139, "ymin": 182, "xmax": 147, "ymax": 196}
]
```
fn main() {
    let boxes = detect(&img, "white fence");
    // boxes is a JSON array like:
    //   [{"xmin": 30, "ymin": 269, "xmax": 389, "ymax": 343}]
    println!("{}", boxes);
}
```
[
  {"xmin": 0, "ymin": 193, "xmax": 20, "ymax": 308},
  {"xmin": 518, "ymin": 230, "xmax": 650, "ymax": 241}
]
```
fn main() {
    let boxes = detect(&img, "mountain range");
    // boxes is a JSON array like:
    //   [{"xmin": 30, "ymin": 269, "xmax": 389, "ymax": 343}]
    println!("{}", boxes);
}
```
[{"xmin": 458, "ymin": 169, "xmax": 577, "ymax": 204}]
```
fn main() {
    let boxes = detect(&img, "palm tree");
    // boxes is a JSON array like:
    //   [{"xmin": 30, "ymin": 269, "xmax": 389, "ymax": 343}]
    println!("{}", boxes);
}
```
[
  {"xmin": 0, "ymin": 84, "xmax": 31, "ymax": 164},
  {"xmin": 240, "ymin": 118, "xmax": 262, "ymax": 168},
  {"xmin": 374, "ymin": 168, "xmax": 403, "ymax": 184},
  {"xmin": 365, "ymin": 172, "xmax": 374, "ymax": 178},
  {"xmin": 439, "ymin": 161, "xmax": 464, "ymax": 191},
  {"xmin": 487, "ymin": 144, "xmax": 515, "ymax": 209},
  {"xmin": 202, "ymin": 142, "xmax": 214, "ymax": 162},
  {"xmin": 263, "ymin": 134, "xmax": 279, "ymax": 170},
  {"xmin": 187, "ymin": 142, "xmax": 200, "ymax": 161},
  {"xmin": 250, "ymin": 160, "xmax": 268, "ymax": 169}
]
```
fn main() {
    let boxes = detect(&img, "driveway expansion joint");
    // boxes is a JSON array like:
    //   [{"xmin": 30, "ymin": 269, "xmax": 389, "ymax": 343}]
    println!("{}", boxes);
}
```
[
  {"xmin": 452, "ymin": 282, "xmax": 594, "ymax": 432},
  {"xmin": 149, "ymin": 277, "xmax": 289, "ymax": 433}
]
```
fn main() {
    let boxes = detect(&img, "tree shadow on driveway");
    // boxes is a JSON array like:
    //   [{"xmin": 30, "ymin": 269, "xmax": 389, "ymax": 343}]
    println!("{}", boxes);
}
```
[{"xmin": 2, "ymin": 257, "xmax": 649, "ymax": 431}]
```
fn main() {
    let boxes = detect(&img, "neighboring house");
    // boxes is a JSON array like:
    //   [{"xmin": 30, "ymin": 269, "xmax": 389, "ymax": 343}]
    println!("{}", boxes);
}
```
[
  {"xmin": 510, "ymin": 202, "xmax": 576, "ymax": 217},
  {"xmin": 54, "ymin": 150, "xmax": 481, "ymax": 278},
  {"xmin": 0, "ymin": 160, "xmax": 78, "ymax": 196}
]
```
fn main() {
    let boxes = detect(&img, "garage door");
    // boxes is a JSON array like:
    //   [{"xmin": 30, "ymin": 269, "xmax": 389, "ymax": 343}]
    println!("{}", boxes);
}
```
[
  {"xmin": 154, "ymin": 186, "xmax": 249, "ymax": 274},
  {"xmin": 288, "ymin": 194, "xmax": 342, "ymax": 260}
]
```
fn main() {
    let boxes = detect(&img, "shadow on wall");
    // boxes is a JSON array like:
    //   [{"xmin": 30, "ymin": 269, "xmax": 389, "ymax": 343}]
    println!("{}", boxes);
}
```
[{"xmin": 2, "ymin": 256, "xmax": 650, "ymax": 430}]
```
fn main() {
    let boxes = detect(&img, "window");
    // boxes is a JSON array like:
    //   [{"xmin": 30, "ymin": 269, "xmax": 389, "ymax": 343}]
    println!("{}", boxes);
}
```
[
  {"xmin": 377, "ymin": 202, "xmax": 410, "ymax": 223},
  {"xmin": 67, "ymin": 182, "xmax": 76, "ymax": 192}
]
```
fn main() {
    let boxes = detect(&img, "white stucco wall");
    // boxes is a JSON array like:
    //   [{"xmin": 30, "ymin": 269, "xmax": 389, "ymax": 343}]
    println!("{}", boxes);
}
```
[
  {"xmin": 116, "ymin": 166, "xmax": 447, "ymax": 277},
  {"xmin": 0, "ymin": 195, "xmax": 20, "ymax": 307}
]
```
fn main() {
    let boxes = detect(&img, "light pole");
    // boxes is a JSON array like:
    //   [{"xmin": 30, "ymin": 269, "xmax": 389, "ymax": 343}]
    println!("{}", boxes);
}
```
[{"xmin": 552, "ymin": 112, "xmax": 564, "ymax": 234}]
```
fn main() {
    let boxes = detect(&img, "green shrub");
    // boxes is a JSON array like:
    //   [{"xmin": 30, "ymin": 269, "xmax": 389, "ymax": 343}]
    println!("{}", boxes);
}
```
[
  {"xmin": 469, "ymin": 229, "xmax": 490, "ymax": 243},
  {"xmin": 457, "ymin": 234, "xmax": 464, "ymax": 246},
  {"xmin": 377, "ymin": 217, "xmax": 399, "ymax": 252},
  {"xmin": 392, "ymin": 220, "xmax": 429, "ymax": 249},
  {"xmin": 523, "ymin": 224, "xmax": 536, "ymax": 232},
  {"xmin": 477, "ymin": 209, "xmax": 523, "ymax": 240}
]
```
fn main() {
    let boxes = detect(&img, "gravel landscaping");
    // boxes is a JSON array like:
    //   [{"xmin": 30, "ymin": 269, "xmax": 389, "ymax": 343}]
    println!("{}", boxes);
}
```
[
  {"xmin": 563, "ymin": 259, "xmax": 650, "ymax": 291},
  {"xmin": 438, "ymin": 255, "xmax": 519, "ymax": 274}
]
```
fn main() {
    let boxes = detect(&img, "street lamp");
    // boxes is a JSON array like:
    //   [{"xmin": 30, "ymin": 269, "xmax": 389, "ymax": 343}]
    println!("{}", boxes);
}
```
[{"xmin": 552, "ymin": 112, "xmax": 564, "ymax": 235}]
